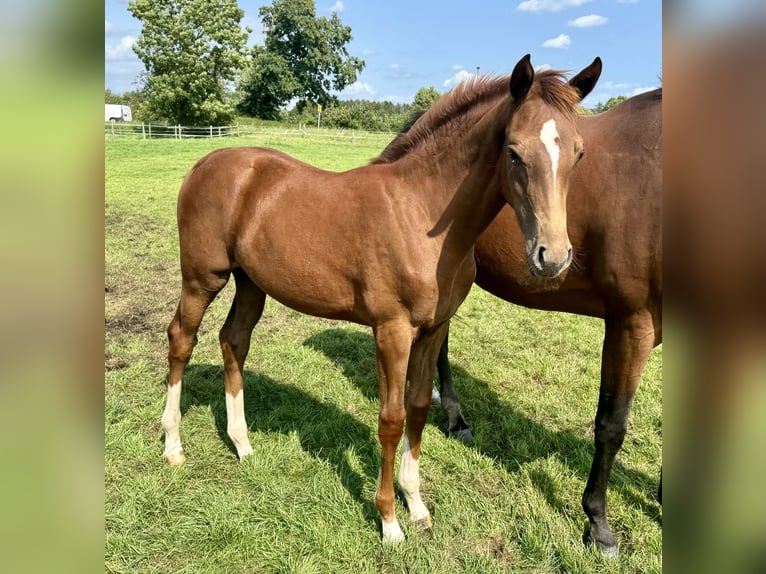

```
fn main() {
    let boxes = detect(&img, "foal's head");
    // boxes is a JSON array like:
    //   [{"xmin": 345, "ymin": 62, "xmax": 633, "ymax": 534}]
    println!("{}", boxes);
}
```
[{"xmin": 500, "ymin": 54, "xmax": 601, "ymax": 278}]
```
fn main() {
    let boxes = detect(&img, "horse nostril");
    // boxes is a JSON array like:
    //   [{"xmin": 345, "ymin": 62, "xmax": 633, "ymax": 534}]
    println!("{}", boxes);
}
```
[{"xmin": 537, "ymin": 246, "xmax": 546, "ymax": 268}]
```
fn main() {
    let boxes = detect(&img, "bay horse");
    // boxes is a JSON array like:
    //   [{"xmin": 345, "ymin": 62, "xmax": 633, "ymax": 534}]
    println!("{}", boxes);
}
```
[
  {"xmin": 410, "ymin": 88, "xmax": 662, "ymax": 556},
  {"xmin": 161, "ymin": 54, "xmax": 602, "ymax": 543}
]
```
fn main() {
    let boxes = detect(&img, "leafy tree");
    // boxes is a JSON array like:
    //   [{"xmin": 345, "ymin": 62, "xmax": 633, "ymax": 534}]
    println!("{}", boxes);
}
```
[
  {"xmin": 104, "ymin": 89, "xmax": 122, "ymax": 105},
  {"xmin": 590, "ymin": 95, "xmax": 627, "ymax": 114},
  {"xmin": 238, "ymin": 0, "xmax": 364, "ymax": 119},
  {"xmin": 128, "ymin": 0, "xmax": 250, "ymax": 125},
  {"xmin": 413, "ymin": 86, "xmax": 440, "ymax": 111}
]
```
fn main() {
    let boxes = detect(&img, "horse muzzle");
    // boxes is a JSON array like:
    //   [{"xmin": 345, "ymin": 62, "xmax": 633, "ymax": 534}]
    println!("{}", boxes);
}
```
[{"xmin": 527, "ymin": 243, "xmax": 573, "ymax": 278}]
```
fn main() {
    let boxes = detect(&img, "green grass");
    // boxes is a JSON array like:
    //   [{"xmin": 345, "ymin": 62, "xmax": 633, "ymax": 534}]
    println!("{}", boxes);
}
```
[{"xmin": 105, "ymin": 134, "xmax": 662, "ymax": 573}]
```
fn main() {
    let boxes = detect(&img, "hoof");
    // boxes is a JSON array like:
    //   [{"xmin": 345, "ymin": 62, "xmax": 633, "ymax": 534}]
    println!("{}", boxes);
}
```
[
  {"xmin": 596, "ymin": 542, "xmax": 619, "ymax": 558},
  {"xmin": 413, "ymin": 515, "xmax": 432, "ymax": 531},
  {"xmin": 450, "ymin": 428, "xmax": 474, "ymax": 443},
  {"xmin": 237, "ymin": 446, "xmax": 254, "ymax": 461},
  {"xmin": 165, "ymin": 451, "xmax": 186, "ymax": 465},
  {"xmin": 381, "ymin": 518, "xmax": 405, "ymax": 544},
  {"xmin": 583, "ymin": 525, "xmax": 618, "ymax": 558}
]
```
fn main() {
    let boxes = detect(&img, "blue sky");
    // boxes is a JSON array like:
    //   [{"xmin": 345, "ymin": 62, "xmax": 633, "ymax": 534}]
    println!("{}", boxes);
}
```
[{"xmin": 105, "ymin": 0, "xmax": 662, "ymax": 107}]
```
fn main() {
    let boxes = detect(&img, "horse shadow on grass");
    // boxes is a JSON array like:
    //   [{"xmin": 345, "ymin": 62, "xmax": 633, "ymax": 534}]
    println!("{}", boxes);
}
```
[
  {"xmin": 178, "ymin": 363, "xmax": 382, "ymax": 530},
  {"xmin": 302, "ymin": 328, "xmax": 662, "ymax": 527}
]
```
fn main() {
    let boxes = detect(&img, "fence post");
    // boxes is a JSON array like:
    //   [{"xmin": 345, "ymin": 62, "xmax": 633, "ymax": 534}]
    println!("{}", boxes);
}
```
[
  {"xmin": 142, "ymin": 122, "xmax": 146, "ymax": 139},
  {"xmin": 110, "ymin": 121, "xmax": 115, "ymax": 137},
  {"xmin": 210, "ymin": 125, "xmax": 213, "ymax": 139}
]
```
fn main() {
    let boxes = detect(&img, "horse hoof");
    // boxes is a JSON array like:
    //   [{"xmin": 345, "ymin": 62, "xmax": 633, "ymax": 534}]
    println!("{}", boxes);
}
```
[
  {"xmin": 450, "ymin": 428, "xmax": 474, "ymax": 443},
  {"xmin": 381, "ymin": 519, "xmax": 405, "ymax": 544},
  {"xmin": 237, "ymin": 446, "xmax": 254, "ymax": 461},
  {"xmin": 414, "ymin": 515, "xmax": 432, "ymax": 531},
  {"xmin": 583, "ymin": 526, "xmax": 618, "ymax": 558},
  {"xmin": 165, "ymin": 451, "xmax": 186, "ymax": 465}
]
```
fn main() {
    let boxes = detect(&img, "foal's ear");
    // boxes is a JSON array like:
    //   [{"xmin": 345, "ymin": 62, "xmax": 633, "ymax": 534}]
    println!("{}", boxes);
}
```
[
  {"xmin": 568, "ymin": 56, "xmax": 602, "ymax": 101},
  {"xmin": 510, "ymin": 54, "xmax": 534, "ymax": 102}
]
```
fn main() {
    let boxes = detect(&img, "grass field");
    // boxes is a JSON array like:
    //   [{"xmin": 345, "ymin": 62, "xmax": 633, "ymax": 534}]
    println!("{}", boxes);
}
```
[{"xmin": 105, "ymin": 131, "xmax": 662, "ymax": 573}]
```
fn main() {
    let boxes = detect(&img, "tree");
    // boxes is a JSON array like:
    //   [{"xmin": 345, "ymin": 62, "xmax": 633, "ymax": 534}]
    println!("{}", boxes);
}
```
[
  {"xmin": 238, "ymin": 0, "xmax": 364, "ymax": 119},
  {"xmin": 413, "ymin": 86, "xmax": 441, "ymax": 111},
  {"xmin": 590, "ymin": 95, "xmax": 627, "ymax": 114},
  {"xmin": 128, "ymin": 0, "xmax": 250, "ymax": 125}
]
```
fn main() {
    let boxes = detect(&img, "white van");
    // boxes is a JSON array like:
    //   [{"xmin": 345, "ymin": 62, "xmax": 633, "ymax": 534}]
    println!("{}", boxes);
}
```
[{"xmin": 105, "ymin": 104, "xmax": 132, "ymax": 122}]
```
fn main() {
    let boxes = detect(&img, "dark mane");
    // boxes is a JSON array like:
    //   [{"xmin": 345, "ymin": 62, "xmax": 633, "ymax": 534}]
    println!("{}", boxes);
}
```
[{"xmin": 374, "ymin": 70, "xmax": 580, "ymax": 165}]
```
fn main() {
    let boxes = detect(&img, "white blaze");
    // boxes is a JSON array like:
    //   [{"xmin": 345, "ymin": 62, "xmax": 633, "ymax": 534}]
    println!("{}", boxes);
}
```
[{"xmin": 540, "ymin": 119, "xmax": 560, "ymax": 188}]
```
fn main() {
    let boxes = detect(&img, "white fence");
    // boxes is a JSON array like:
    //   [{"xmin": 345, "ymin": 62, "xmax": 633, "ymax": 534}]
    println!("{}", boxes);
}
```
[
  {"xmin": 104, "ymin": 122, "xmax": 239, "ymax": 139},
  {"xmin": 104, "ymin": 121, "xmax": 397, "ymax": 143}
]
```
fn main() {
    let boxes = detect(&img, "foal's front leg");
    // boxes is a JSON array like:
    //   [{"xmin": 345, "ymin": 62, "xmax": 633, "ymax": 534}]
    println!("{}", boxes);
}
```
[{"xmin": 373, "ymin": 320, "xmax": 416, "ymax": 543}]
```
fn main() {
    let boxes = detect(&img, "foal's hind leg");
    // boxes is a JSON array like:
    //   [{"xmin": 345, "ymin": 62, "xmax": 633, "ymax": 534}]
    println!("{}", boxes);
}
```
[
  {"xmin": 163, "ymin": 275, "xmax": 228, "ymax": 464},
  {"xmin": 582, "ymin": 308, "xmax": 656, "ymax": 557},
  {"xmin": 219, "ymin": 268, "xmax": 267, "ymax": 461},
  {"xmin": 399, "ymin": 322, "xmax": 449, "ymax": 530}
]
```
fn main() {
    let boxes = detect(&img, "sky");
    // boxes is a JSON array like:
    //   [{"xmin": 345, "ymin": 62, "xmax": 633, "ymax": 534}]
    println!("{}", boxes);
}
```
[{"xmin": 105, "ymin": 0, "xmax": 662, "ymax": 108}]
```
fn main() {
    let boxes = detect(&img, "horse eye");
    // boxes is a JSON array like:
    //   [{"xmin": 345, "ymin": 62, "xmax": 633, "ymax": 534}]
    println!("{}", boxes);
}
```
[{"xmin": 508, "ymin": 149, "xmax": 522, "ymax": 165}]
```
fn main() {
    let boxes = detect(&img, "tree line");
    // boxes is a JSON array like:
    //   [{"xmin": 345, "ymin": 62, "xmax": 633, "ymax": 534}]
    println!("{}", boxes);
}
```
[{"xmin": 113, "ymin": 0, "xmax": 627, "ymax": 129}]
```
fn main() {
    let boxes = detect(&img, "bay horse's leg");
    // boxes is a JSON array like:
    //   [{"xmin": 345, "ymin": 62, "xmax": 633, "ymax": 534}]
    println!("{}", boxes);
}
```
[
  {"xmin": 434, "ymin": 325, "xmax": 473, "ymax": 442},
  {"xmin": 373, "ymin": 320, "xmax": 416, "ymax": 543},
  {"xmin": 399, "ymin": 322, "xmax": 449, "ymax": 530},
  {"xmin": 219, "ymin": 268, "xmax": 267, "ymax": 461},
  {"xmin": 582, "ymin": 308, "xmax": 656, "ymax": 557},
  {"xmin": 163, "ymin": 275, "xmax": 228, "ymax": 464}
]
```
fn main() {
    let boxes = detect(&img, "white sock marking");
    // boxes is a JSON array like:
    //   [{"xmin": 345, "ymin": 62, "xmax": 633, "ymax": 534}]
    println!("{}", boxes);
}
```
[
  {"xmin": 225, "ymin": 389, "xmax": 253, "ymax": 460},
  {"xmin": 398, "ymin": 436, "xmax": 430, "ymax": 522},
  {"xmin": 161, "ymin": 379, "xmax": 183, "ymax": 457}
]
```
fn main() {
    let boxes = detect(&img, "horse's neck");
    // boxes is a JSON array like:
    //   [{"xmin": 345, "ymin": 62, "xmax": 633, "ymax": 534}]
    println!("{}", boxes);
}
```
[{"xmin": 397, "ymin": 100, "xmax": 508, "ymax": 253}]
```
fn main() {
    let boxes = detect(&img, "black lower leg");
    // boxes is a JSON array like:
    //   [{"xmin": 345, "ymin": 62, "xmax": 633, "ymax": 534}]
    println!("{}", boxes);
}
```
[
  {"xmin": 582, "ymin": 393, "xmax": 633, "ymax": 557},
  {"xmin": 435, "ymin": 329, "xmax": 473, "ymax": 441}
]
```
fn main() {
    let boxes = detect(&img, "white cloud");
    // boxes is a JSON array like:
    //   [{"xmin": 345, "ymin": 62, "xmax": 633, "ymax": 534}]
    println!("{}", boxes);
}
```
[
  {"xmin": 517, "ymin": 0, "xmax": 593, "ymax": 13},
  {"xmin": 105, "ymin": 35, "xmax": 137, "ymax": 60},
  {"xmin": 542, "ymin": 34, "xmax": 571, "ymax": 49},
  {"xmin": 341, "ymin": 81, "xmax": 377, "ymax": 98},
  {"xmin": 601, "ymin": 81, "xmax": 632, "ymax": 91},
  {"xmin": 568, "ymin": 14, "xmax": 608, "ymax": 27},
  {"xmin": 631, "ymin": 85, "xmax": 658, "ymax": 96},
  {"xmin": 105, "ymin": 20, "xmax": 112, "ymax": 34},
  {"xmin": 443, "ymin": 68, "xmax": 474, "ymax": 89},
  {"xmin": 535, "ymin": 63, "xmax": 552, "ymax": 72},
  {"xmin": 451, "ymin": 64, "xmax": 464, "ymax": 70},
  {"xmin": 389, "ymin": 63, "xmax": 400, "ymax": 70},
  {"xmin": 331, "ymin": 1, "xmax": 345, "ymax": 13}
]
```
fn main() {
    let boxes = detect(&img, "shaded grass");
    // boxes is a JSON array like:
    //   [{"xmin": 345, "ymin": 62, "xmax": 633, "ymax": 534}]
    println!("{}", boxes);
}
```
[{"xmin": 105, "ymin": 135, "xmax": 661, "ymax": 573}]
